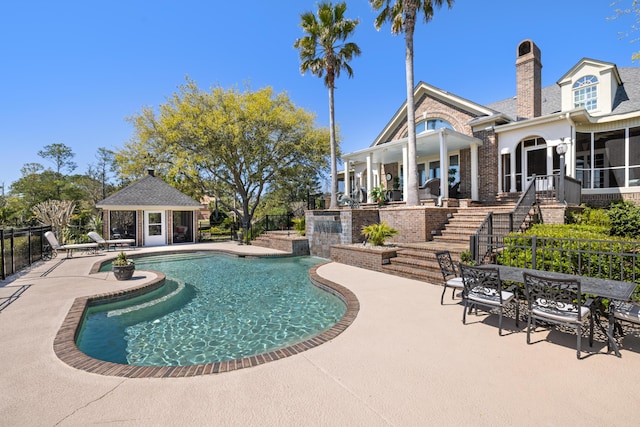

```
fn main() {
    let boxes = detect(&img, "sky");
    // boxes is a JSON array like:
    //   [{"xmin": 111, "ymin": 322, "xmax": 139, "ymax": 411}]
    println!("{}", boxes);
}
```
[{"xmin": 1, "ymin": 0, "xmax": 638, "ymax": 193}]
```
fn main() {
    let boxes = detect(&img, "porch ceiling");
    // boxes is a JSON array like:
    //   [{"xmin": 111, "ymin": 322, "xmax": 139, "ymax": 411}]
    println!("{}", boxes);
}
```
[{"xmin": 343, "ymin": 128, "xmax": 482, "ymax": 165}]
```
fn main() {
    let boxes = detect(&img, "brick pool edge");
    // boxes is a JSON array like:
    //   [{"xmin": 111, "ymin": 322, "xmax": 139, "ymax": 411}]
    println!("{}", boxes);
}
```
[{"xmin": 53, "ymin": 260, "xmax": 359, "ymax": 378}]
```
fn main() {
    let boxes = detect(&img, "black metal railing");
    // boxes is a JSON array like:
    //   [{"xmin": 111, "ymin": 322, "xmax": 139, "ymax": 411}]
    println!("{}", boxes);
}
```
[
  {"xmin": 1, "ymin": 225, "xmax": 52, "ymax": 280},
  {"xmin": 247, "ymin": 214, "xmax": 295, "ymax": 243},
  {"xmin": 481, "ymin": 233, "xmax": 640, "ymax": 288},
  {"xmin": 472, "ymin": 177, "xmax": 538, "ymax": 263}
]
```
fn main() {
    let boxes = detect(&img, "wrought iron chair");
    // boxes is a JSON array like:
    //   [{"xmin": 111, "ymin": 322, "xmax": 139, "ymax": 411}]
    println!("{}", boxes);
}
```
[
  {"xmin": 607, "ymin": 299, "xmax": 640, "ymax": 353},
  {"xmin": 459, "ymin": 264, "xmax": 519, "ymax": 335},
  {"xmin": 435, "ymin": 251, "xmax": 464, "ymax": 305},
  {"xmin": 523, "ymin": 272, "xmax": 594, "ymax": 359}
]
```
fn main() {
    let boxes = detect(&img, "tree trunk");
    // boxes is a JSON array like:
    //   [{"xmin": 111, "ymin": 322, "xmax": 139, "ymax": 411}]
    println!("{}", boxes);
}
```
[
  {"xmin": 328, "ymin": 85, "xmax": 339, "ymax": 209},
  {"xmin": 403, "ymin": 5, "xmax": 419, "ymax": 206}
]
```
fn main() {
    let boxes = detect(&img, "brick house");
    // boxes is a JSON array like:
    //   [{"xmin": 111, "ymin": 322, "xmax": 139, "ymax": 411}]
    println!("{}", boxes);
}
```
[
  {"xmin": 96, "ymin": 170, "xmax": 202, "ymax": 246},
  {"xmin": 342, "ymin": 39, "xmax": 640, "ymax": 208}
]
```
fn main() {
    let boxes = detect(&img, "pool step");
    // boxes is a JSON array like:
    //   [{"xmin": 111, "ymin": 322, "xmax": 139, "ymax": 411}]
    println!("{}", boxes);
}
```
[{"xmin": 107, "ymin": 280, "xmax": 186, "ymax": 317}]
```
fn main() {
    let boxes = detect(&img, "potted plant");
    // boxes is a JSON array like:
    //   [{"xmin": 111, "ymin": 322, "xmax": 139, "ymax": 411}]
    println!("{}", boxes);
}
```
[
  {"xmin": 370, "ymin": 186, "xmax": 387, "ymax": 206},
  {"xmin": 112, "ymin": 251, "xmax": 135, "ymax": 280},
  {"xmin": 361, "ymin": 221, "xmax": 399, "ymax": 246}
]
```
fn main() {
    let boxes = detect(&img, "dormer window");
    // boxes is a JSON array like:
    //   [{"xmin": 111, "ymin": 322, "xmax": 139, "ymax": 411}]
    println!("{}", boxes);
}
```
[{"xmin": 573, "ymin": 75, "xmax": 598, "ymax": 111}]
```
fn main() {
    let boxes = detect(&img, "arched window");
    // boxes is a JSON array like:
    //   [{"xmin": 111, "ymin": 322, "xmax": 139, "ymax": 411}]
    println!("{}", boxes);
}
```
[
  {"xmin": 405, "ymin": 118, "xmax": 453, "ymax": 137},
  {"xmin": 573, "ymin": 75, "xmax": 598, "ymax": 111}
]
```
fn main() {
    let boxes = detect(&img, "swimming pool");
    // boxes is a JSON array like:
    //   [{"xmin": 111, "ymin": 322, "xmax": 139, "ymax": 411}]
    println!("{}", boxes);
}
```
[{"xmin": 77, "ymin": 252, "xmax": 347, "ymax": 366}]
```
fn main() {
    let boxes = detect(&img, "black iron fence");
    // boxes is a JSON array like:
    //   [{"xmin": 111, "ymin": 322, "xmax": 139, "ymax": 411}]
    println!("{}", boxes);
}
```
[
  {"xmin": 477, "ymin": 233, "xmax": 640, "ymax": 287},
  {"xmin": 1, "ymin": 225, "xmax": 52, "ymax": 280}
]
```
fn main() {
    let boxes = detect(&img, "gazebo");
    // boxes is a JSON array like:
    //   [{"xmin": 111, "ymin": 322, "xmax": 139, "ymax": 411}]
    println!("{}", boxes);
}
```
[{"xmin": 96, "ymin": 170, "xmax": 202, "ymax": 246}]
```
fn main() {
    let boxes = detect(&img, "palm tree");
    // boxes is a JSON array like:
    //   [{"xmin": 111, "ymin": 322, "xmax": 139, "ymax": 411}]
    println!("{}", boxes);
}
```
[
  {"xmin": 294, "ymin": 2, "xmax": 361, "ymax": 209},
  {"xmin": 371, "ymin": 0, "xmax": 454, "ymax": 206}
]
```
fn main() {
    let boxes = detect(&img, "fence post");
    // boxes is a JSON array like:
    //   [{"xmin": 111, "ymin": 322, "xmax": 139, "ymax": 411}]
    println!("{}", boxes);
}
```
[
  {"xmin": 9, "ymin": 228, "xmax": 15, "ymax": 277},
  {"xmin": 470, "ymin": 235, "xmax": 477, "ymax": 264},
  {"xmin": 531, "ymin": 235, "xmax": 537, "ymax": 269},
  {"xmin": 28, "ymin": 227, "xmax": 32, "ymax": 265},
  {"xmin": 0, "ymin": 229, "xmax": 4, "ymax": 280}
]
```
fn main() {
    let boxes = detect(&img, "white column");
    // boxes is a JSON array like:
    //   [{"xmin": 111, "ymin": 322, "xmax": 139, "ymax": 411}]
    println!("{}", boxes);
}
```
[
  {"xmin": 366, "ymin": 154, "xmax": 373, "ymax": 204},
  {"xmin": 510, "ymin": 149, "xmax": 517, "ymax": 192},
  {"xmin": 439, "ymin": 131, "xmax": 449, "ymax": 199},
  {"xmin": 402, "ymin": 145, "xmax": 409, "ymax": 199},
  {"xmin": 471, "ymin": 143, "xmax": 479, "ymax": 200},
  {"xmin": 343, "ymin": 158, "xmax": 350, "ymax": 198}
]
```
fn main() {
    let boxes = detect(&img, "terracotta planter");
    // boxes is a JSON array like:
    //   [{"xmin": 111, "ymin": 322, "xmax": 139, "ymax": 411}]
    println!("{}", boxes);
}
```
[{"xmin": 113, "ymin": 263, "xmax": 135, "ymax": 281}]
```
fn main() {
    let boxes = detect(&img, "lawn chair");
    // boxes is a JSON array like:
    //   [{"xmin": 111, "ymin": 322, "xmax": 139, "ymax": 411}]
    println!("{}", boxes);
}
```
[
  {"xmin": 459, "ymin": 263, "xmax": 519, "ymax": 335},
  {"xmin": 435, "ymin": 251, "xmax": 464, "ymax": 305},
  {"xmin": 87, "ymin": 231, "xmax": 135, "ymax": 251},
  {"xmin": 44, "ymin": 231, "xmax": 99, "ymax": 258},
  {"xmin": 523, "ymin": 272, "xmax": 594, "ymax": 359}
]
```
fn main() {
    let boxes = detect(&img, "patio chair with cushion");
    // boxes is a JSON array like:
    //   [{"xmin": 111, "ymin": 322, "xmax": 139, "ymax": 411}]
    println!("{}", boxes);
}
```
[
  {"xmin": 459, "ymin": 263, "xmax": 519, "ymax": 335},
  {"xmin": 87, "ymin": 231, "xmax": 135, "ymax": 251},
  {"xmin": 523, "ymin": 272, "xmax": 594, "ymax": 359},
  {"xmin": 44, "ymin": 231, "xmax": 99, "ymax": 258},
  {"xmin": 608, "ymin": 299, "xmax": 640, "ymax": 352},
  {"xmin": 435, "ymin": 250, "xmax": 464, "ymax": 305}
]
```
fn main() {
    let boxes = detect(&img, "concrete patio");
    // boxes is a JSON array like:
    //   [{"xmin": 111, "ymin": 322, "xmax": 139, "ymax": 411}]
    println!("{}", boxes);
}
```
[{"xmin": 1, "ymin": 242, "xmax": 639, "ymax": 426}]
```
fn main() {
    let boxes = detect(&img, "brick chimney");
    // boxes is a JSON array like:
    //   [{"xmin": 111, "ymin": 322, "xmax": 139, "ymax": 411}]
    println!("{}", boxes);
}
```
[{"xmin": 515, "ymin": 39, "xmax": 542, "ymax": 119}]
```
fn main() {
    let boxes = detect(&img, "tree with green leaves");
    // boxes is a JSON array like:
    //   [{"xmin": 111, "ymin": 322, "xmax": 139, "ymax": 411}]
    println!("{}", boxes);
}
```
[
  {"xmin": 87, "ymin": 147, "xmax": 117, "ymax": 200},
  {"xmin": 117, "ymin": 80, "xmax": 331, "ymax": 233},
  {"xmin": 294, "ymin": 2, "xmax": 361, "ymax": 209},
  {"xmin": 37, "ymin": 142, "xmax": 77, "ymax": 198},
  {"xmin": 371, "ymin": 0, "xmax": 454, "ymax": 206},
  {"xmin": 38, "ymin": 143, "xmax": 77, "ymax": 175}
]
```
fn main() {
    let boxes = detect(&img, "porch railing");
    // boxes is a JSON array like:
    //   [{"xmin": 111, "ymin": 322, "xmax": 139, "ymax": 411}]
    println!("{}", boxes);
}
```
[{"xmin": 1, "ymin": 225, "xmax": 52, "ymax": 280}]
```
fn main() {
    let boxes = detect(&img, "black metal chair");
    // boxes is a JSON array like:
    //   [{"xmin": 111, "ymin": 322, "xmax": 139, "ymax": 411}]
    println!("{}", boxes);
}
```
[
  {"xmin": 459, "ymin": 263, "xmax": 519, "ymax": 335},
  {"xmin": 608, "ymin": 299, "xmax": 640, "ymax": 353},
  {"xmin": 435, "ymin": 251, "xmax": 464, "ymax": 305},
  {"xmin": 523, "ymin": 272, "xmax": 594, "ymax": 359}
]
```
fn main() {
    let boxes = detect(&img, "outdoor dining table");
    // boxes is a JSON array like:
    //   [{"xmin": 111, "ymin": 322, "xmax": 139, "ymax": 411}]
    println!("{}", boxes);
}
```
[{"xmin": 479, "ymin": 264, "xmax": 638, "ymax": 357}]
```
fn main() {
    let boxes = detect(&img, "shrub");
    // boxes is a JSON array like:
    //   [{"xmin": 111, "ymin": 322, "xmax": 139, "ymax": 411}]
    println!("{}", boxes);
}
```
[
  {"xmin": 459, "ymin": 250, "xmax": 475, "ymax": 265},
  {"xmin": 362, "ymin": 221, "xmax": 398, "ymax": 246},
  {"xmin": 608, "ymin": 201, "xmax": 640, "ymax": 239},
  {"xmin": 568, "ymin": 205, "xmax": 610, "ymax": 228},
  {"xmin": 292, "ymin": 217, "xmax": 306, "ymax": 236}
]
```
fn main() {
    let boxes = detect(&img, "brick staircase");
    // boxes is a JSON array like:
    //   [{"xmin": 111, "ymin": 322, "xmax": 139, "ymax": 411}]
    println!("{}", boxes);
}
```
[{"xmin": 381, "ymin": 203, "xmax": 516, "ymax": 283}]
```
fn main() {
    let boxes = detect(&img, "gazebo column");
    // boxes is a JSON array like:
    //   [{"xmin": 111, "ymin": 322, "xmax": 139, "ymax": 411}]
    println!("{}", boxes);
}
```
[
  {"xmin": 439, "ymin": 132, "xmax": 449, "ymax": 199},
  {"xmin": 471, "ymin": 143, "xmax": 479, "ymax": 200}
]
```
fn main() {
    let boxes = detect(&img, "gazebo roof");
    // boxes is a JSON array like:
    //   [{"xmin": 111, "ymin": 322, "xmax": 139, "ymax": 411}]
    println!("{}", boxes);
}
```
[{"xmin": 96, "ymin": 172, "xmax": 202, "ymax": 211}]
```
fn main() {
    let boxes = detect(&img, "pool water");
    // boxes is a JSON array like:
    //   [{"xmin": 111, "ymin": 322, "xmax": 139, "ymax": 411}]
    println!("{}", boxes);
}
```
[{"xmin": 78, "ymin": 253, "xmax": 346, "ymax": 366}]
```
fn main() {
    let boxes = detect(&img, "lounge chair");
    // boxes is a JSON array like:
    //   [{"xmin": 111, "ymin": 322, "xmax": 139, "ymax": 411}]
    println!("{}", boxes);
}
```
[
  {"xmin": 44, "ymin": 231, "xmax": 99, "ymax": 258},
  {"xmin": 87, "ymin": 231, "xmax": 135, "ymax": 251}
]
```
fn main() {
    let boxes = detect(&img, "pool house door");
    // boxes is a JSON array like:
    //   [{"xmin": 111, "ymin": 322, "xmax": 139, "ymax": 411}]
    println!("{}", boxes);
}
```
[{"xmin": 144, "ymin": 210, "xmax": 165, "ymax": 246}]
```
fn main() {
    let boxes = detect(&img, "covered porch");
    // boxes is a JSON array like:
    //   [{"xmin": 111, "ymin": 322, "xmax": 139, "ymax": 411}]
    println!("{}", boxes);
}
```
[{"xmin": 341, "ymin": 128, "xmax": 483, "ymax": 204}]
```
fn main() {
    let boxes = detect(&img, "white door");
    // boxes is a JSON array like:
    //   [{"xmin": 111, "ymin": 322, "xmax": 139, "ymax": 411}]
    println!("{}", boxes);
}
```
[{"xmin": 144, "ymin": 210, "xmax": 165, "ymax": 246}]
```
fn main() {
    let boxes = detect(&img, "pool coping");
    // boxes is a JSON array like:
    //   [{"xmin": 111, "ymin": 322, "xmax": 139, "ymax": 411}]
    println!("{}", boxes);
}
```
[{"xmin": 53, "ymin": 254, "xmax": 359, "ymax": 378}]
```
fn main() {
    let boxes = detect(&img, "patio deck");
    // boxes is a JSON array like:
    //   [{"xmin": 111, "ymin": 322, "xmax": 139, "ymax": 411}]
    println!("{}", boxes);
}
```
[{"xmin": 1, "ymin": 242, "xmax": 639, "ymax": 426}]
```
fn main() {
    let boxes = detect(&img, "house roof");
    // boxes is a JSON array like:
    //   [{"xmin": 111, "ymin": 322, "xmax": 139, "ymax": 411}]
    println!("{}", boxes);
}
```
[
  {"xmin": 486, "ymin": 67, "xmax": 640, "ymax": 120},
  {"xmin": 371, "ymin": 81, "xmax": 496, "ymax": 147},
  {"xmin": 96, "ymin": 174, "xmax": 202, "ymax": 211}
]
